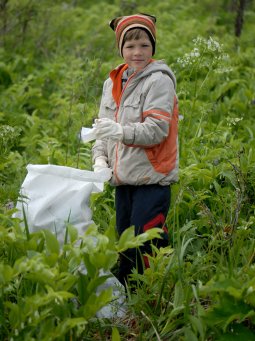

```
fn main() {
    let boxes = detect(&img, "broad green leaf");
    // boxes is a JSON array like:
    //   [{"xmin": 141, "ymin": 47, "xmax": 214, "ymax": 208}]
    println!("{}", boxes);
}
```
[
  {"xmin": 117, "ymin": 226, "xmax": 162, "ymax": 252},
  {"xmin": 117, "ymin": 226, "xmax": 135, "ymax": 251},
  {"xmin": 42, "ymin": 229, "xmax": 60, "ymax": 255},
  {"xmin": 184, "ymin": 326, "xmax": 198, "ymax": 341},
  {"xmin": 173, "ymin": 281, "xmax": 184, "ymax": 309},
  {"xmin": 169, "ymin": 305, "xmax": 185, "ymax": 319},
  {"xmin": 0, "ymin": 263, "xmax": 14, "ymax": 285},
  {"xmin": 202, "ymin": 294, "xmax": 254, "ymax": 331},
  {"xmin": 55, "ymin": 272, "xmax": 77, "ymax": 291},
  {"xmin": 217, "ymin": 324, "xmax": 255, "ymax": 341},
  {"xmin": 66, "ymin": 224, "xmax": 78, "ymax": 243},
  {"xmin": 112, "ymin": 327, "xmax": 121, "ymax": 341},
  {"xmin": 87, "ymin": 275, "xmax": 111, "ymax": 295},
  {"xmin": 49, "ymin": 317, "xmax": 87, "ymax": 340},
  {"xmin": 89, "ymin": 250, "xmax": 118, "ymax": 270},
  {"xmin": 189, "ymin": 315, "xmax": 205, "ymax": 340},
  {"xmin": 82, "ymin": 287, "xmax": 113, "ymax": 320},
  {"xmin": 214, "ymin": 79, "xmax": 246, "ymax": 101},
  {"xmin": 82, "ymin": 254, "xmax": 97, "ymax": 278}
]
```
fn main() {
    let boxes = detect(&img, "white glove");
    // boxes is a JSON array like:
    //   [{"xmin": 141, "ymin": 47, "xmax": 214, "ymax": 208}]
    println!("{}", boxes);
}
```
[
  {"xmin": 93, "ymin": 156, "xmax": 113, "ymax": 181},
  {"xmin": 93, "ymin": 155, "xmax": 108, "ymax": 173},
  {"xmin": 93, "ymin": 118, "xmax": 123, "ymax": 141}
]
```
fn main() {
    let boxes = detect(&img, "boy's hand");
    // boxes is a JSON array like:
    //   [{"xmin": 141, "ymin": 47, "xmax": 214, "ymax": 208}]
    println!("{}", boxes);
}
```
[
  {"xmin": 93, "ymin": 155, "xmax": 109, "ymax": 172},
  {"xmin": 94, "ymin": 118, "xmax": 123, "ymax": 141},
  {"xmin": 93, "ymin": 155, "xmax": 113, "ymax": 181}
]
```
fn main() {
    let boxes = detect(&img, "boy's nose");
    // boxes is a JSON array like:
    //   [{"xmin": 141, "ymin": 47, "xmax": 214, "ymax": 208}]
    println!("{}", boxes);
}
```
[{"xmin": 134, "ymin": 48, "xmax": 142, "ymax": 55}]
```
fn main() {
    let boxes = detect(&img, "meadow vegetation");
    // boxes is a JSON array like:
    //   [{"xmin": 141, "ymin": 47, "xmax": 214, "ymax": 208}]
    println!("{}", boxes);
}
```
[{"xmin": 0, "ymin": 0, "xmax": 255, "ymax": 339}]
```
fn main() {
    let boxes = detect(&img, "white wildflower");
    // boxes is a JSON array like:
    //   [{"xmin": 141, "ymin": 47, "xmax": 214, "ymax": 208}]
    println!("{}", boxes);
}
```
[
  {"xmin": 247, "ymin": 286, "xmax": 254, "ymax": 294},
  {"xmin": 34, "ymin": 310, "xmax": 39, "ymax": 318},
  {"xmin": 190, "ymin": 48, "xmax": 200, "ymax": 58},
  {"xmin": 226, "ymin": 117, "xmax": 244, "ymax": 126},
  {"xmin": 215, "ymin": 66, "xmax": 233, "ymax": 74}
]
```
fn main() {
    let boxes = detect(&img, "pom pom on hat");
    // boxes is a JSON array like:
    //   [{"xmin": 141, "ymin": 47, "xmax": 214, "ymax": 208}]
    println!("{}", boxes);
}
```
[{"xmin": 109, "ymin": 13, "xmax": 156, "ymax": 56}]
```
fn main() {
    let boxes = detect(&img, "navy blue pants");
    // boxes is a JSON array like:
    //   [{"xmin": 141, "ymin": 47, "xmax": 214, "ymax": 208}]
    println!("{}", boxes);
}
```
[{"xmin": 115, "ymin": 184, "xmax": 171, "ymax": 286}]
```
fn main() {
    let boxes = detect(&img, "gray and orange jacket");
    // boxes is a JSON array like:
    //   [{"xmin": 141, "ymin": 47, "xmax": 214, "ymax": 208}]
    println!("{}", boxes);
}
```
[{"xmin": 92, "ymin": 59, "xmax": 179, "ymax": 186}]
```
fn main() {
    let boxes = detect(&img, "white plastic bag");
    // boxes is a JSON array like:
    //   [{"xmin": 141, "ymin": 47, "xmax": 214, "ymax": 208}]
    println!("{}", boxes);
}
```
[
  {"xmin": 14, "ymin": 164, "xmax": 126, "ymax": 318},
  {"xmin": 80, "ymin": 127, "xmax": 97, "ymax": 142},
  {"xmin": 14, "ymin": 164, "xmax": 112, "ymax": 244},
  {"xmin": 78, "ymin": 264, "xmax": 126, "ymax": 319}
]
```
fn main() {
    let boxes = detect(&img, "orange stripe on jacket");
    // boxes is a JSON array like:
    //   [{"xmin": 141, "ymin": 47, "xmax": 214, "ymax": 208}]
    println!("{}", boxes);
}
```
[
  {"xmin": 147, "ymin": 115, "xmax": 171, "ymax": 123},
  {"xmin": 144, "ymin": 96, "xmax": 179, "ymax": 175},
  {"xmin": 143, "ymin": 110, "xmax": 170, "ymax": 119},
  {"xmin": 143, "ymin": 110, "xmax": 171, "ymax": 123}
]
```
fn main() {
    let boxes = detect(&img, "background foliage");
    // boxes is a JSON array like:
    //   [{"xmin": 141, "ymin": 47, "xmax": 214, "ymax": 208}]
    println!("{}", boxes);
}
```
[{"xmin": 1, "ymin": 0, "xmax": 255, "ymax": 340}]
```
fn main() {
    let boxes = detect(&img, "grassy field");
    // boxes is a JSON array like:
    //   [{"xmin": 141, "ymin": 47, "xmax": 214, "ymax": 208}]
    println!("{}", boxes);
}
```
[{"xmin": 1, "ymin": 0, "xmax": 255, "ymax": 339}]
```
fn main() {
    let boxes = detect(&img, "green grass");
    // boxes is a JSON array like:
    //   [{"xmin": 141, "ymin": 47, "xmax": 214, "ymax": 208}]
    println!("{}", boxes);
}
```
[{"xmin": 0, "ymin": 0, "xmax": 255, "ymax": 339}]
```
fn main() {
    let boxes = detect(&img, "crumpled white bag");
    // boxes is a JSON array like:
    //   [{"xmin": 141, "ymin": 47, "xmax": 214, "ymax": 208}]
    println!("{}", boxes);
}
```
[
  {"xmin": 78, "ymin": 264, "xmax": 126, "ymax": 319},
  {"xmin": 14, "ymin": 164, "xmax": 112, "ymax": 244},
  {"xmin": 14, "ymin": 164, "xmax": 126, "ymax": 318}
]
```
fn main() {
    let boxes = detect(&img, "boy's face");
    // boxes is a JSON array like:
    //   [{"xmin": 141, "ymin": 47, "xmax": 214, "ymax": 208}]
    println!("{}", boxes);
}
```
[{"xmin": 122, "ymin": 31, "xmax": 153, "ymax": 71}]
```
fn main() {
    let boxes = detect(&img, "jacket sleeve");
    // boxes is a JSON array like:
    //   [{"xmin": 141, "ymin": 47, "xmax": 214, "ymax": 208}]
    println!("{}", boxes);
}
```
[
  {"xmin": 122, "ymin": 73, "xmax": 175, "ymax": 147},
  {"xmin": 92, "ymin": 80, "xmax": 109, "ymax": 162}
]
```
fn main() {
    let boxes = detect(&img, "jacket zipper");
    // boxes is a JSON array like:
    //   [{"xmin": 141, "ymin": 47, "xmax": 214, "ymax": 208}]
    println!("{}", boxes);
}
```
[{"xmin": 113, "ymin": 71, "xmax": 137, "ymax": 184}]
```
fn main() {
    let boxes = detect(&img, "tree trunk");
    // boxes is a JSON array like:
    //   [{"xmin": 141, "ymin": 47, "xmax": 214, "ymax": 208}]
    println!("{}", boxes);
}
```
[
  {"xmin": 0, "ymin": 0, "xmax": 9, "ymax": 46},
  {"xmin": 235, "ymin": 0, "xmax": 247, "ymax": 37}
]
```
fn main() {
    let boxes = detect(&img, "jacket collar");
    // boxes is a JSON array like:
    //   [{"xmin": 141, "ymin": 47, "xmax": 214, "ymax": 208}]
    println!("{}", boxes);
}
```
[
  {"xmin": 110, "ymin": 63, "xmax": 129, "ymax": 105},
  {"xmin": 109, "ymin": 60, "xmax": 156, "ymax": 105}
]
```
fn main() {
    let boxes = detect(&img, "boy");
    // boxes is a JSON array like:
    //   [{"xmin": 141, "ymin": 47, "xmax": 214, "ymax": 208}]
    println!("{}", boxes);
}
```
[{"xmin": 92, "ymin": 13, "xmax": 179, "ymax": 287}]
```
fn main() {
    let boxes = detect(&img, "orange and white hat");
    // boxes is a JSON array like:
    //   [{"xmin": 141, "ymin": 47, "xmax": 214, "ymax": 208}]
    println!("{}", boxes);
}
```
[{"xmin": 109, "ymin": 13, "xmax": 156, "ymax": 56}]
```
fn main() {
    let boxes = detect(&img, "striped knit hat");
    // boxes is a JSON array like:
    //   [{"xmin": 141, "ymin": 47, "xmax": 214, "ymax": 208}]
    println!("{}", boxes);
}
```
[{"xmin": 109, "ymin": 13, "xmax": 156, "ymax": 57}]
